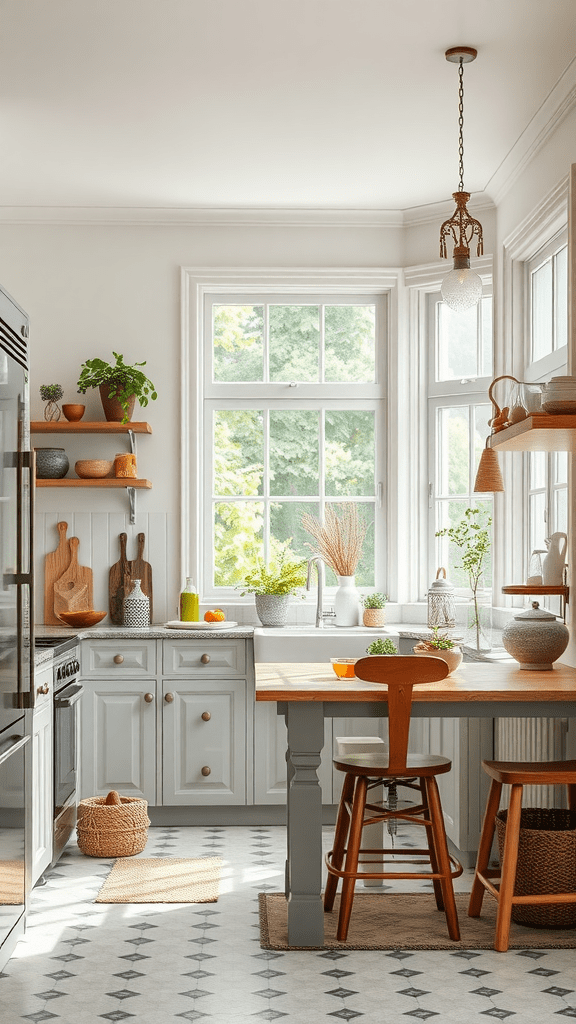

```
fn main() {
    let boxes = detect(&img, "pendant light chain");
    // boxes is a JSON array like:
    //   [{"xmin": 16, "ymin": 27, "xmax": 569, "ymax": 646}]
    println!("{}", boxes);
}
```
[{"xmin": 457, "ymin": 58, "xmax": 465, "ymax": 191}]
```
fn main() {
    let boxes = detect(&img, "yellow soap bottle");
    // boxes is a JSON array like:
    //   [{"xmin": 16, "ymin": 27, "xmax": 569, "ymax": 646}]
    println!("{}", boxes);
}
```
[{"xmin": 179, "ymin": 577, "xmax": 199, "ymax": 622}]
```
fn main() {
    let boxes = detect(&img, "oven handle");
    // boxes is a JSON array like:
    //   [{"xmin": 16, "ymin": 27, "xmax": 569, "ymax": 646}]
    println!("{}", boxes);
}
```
[
  {"xmin": 0, "ymin": 733, "xmax": 29, "ymax": 767},
  {"xmin": 55, "ymin": 683, "xmax": 84, "ymax": 709}
]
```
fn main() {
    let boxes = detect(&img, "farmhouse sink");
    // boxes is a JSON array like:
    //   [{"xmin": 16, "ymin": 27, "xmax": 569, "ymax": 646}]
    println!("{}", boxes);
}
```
[{"xmin": 253, "ymin": 625, "xmax": 398, "ymax": 663}]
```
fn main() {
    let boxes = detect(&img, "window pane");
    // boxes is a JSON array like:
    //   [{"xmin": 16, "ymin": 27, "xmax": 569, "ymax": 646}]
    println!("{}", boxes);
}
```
[
  {"xmin": 438, "ymin": 407, "xmax": 469, "ymax": 496},
  {"xmin": 270, "ymin": 501, "xmax": 320, "ymax": 560},
  {"xmin": 436, "ymin": 302, "xmax": 479, "ymax": 381},
  {"xmin": 529, "ymin": 492, "xmax": 547, "ymax": 554},
  {"xmin": 324, "ymin": 305, "xmax": 375, "ymax": 382},
  {"xmin": 213, "ymin": 305, "xmax": 263, "ymax": 382},
  {"xmin": 325, "ymin": 411, "xmax": 375, "ymax": 496},
  {"xmin": 436, "ymin": 500, "xmax": 492, "ymax": 591},
  {"xmin": 481, "ymin": 296, "xmax": 493, "ymax": 377},
  {"xmin": 473, "ymin": 404, "xmax": 491, "ymax": 477},
  {"xmin": 529, "ymin": 451, "xmax": 547, "ymax": 491},
  {"xmin": 554, "ymin": 451, "xmax": 567, "ymax": 485},
  {"xmin": 531, "ymin": 260, "xmax": 553, "ymax": 362},
  {"xmin": 554, "ymin": 487, "xmax": 568, "ymax": 535},
  {"xmin": 554, "ymin": 245, "xmax": 568, "ymax": 351},
  {"xmin": 214, "ymin": 410, "xmax": 263, "ymax": 496},
  {"xmin": 269, "ymin": 305, "xmax": 319, "ymax": 381},
  {"xmin": 270, "ymin": 411, "xmax": 319, "ymax": 496},
  {"xmin": 213, "ymin": 501, "xmax": 264, "ymax": 586}
]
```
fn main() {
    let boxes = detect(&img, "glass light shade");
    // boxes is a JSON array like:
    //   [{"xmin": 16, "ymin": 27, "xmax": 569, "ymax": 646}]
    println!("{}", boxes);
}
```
[{"xmin": 441, "ymin": 266, "xmax": 483, "ymax": 312}]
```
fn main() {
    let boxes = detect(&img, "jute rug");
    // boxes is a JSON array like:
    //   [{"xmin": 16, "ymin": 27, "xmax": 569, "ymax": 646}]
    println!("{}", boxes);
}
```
[
  {"xmin": 259, "ymin": 892, "xmax": 576, "ymax": 950},
  {"xmin": 96, "ymin": 857, "xmax": 221, "ymax": 903},
  {"xmin": 0, "ymin": 861, "xmax": 25, "ymax": 905}
]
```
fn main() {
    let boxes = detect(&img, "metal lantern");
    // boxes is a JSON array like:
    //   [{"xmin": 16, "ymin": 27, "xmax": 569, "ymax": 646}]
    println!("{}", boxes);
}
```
[{"xmin": 427, "ymin": 567, "xmax": 456, "ymax": 629}]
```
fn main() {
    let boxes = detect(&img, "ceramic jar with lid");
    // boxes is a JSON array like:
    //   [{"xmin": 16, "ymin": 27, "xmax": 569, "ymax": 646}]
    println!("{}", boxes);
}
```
[{"xmin": 502, "ymin": 601, "xmax": 569, "ymax": 670}]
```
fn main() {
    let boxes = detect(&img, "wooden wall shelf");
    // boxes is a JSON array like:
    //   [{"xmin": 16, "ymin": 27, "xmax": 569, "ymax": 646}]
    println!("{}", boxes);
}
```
[
  {"xmin": 31, "ymin": 421, "xmax": 152, "ymax": 434},
  {"xmin": 501, "ymin": 585, "xmax": 569, "ymax": 599},
  {"xmin": 488, "ymin": 414, "xmax": 576, "ymax": 452},
  {"xmin": 36, "ymin": 478, "xmax": 152, "ymax": 489}
]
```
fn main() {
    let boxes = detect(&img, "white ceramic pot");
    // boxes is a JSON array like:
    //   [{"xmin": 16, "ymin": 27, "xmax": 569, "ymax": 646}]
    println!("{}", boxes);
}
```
[
  {"xmin": 413, "ymin": 644, "xmax": 463, "ymax": 675},
  {"xmin": 334, "ymin": 576, "xmax": 361, "ymax": 627},
  {"xmin": 502, "ymin": 601, "xmax": 569, "ymax": 670}
]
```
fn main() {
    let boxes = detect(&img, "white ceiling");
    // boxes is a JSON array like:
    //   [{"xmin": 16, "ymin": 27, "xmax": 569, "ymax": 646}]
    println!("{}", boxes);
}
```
[{"xmin": 1, "ymin": 0, "xmax": 575, "ymax": 212}]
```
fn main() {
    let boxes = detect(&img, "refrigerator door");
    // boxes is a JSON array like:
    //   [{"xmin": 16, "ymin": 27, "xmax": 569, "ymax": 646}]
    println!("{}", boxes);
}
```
[{"xmin": 0, "ymin": 287, "xmax": 32, "ymax": 718}]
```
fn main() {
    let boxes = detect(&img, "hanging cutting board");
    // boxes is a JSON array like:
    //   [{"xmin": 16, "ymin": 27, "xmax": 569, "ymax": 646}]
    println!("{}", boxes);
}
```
[
  {"xmin": 128, "ymin": 532, "xmax": 153, "ymax": 621},
  {"xmin": 53, "ymin": 537, "xmax": 93, "ymax": 618},
  {"xmin": 44, "ymin": 521, "xmax": 72, "ymax": 625},
  {"xmin": 109, "ymin": 532, "xmax": 130, "ymax": 625}
]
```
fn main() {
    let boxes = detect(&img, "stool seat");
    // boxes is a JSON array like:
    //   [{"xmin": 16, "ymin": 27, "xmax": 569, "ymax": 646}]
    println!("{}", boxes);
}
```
[
  {"xmin": 324, "ymin": 655, "xmax": 462, "ymax": 943},
  {"xmin": 469, "ymin": 758, "xmax": 576, "ymax": 951}
]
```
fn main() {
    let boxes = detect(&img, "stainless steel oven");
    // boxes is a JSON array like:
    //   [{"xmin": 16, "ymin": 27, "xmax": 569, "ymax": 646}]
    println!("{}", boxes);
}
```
[{"xmin": 34, "ymin": 636, "xmax": 82, "ymax": 865}]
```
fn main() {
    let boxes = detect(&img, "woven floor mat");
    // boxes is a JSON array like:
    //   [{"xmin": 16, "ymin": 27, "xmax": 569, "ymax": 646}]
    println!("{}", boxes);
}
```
[
  {"xmin": 0, "ymin": 860, "xmax": 25, "ymax": 905},
  {"xmin": 259, "ymin": 892, "xmax": 576, "ymax": 950},
  {"xmin": 96, "ymin": 856, "xmax": 221, "ymax": 903}
]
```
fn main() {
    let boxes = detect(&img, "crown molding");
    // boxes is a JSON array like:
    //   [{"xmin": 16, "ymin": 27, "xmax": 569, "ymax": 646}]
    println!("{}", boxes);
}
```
[
  {"xmin": 0, "ymin": 205, "xmax": 404, "ymax": 227},
  {"xmin": 486, "ymin": 57, "xmax": 576, "ymax": 207},
  {"xmin": 402, "ymin": 194, "xmax": 495, "ymax": 228}
]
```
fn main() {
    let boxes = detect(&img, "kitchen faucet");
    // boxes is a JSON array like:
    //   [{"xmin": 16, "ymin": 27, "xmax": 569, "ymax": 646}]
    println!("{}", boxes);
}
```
[{"xmin": 307, "ymin": 555, "xmax": 329, "ymax": 628}]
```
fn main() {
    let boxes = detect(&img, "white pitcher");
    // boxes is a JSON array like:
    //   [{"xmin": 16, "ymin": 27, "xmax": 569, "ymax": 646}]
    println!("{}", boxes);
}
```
[{"xmin": 542, "ymin": 532, "xmax": 568, "ymax": 586}]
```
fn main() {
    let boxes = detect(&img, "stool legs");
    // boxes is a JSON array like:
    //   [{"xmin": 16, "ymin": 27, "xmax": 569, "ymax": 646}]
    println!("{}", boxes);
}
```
[
  {"xmin": 568, "ymin": 784, "xmax": 576, "ymax": 813},
  {"xmin": 337, "ymin": 775, "xmax": 368, "ymax": 941},
  {"xmin": 424, "ymin": 776, "xmax": 460, "ymax": 941},
  {"xmin": 469, "ymin": 778, "xmax": 502, "ymax": 917},
  {"xmin": 419, "ymin": 778, "xmax": 444, "ymax": 912},
  {"xmin": 324, "ymin": 773, "xmax": 355, "ymax": 913},
  {"xmin": 494, "ymin": 783, "xmax": 523, "ymax": 952}
]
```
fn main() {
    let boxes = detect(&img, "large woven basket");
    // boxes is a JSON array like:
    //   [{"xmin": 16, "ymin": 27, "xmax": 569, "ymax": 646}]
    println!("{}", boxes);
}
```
[
  {"xmin": 77, "ymin": 790, "xmax": 150, "ymax": 858},
  {"xmin": 496, "ymin": 807, "xmax": 576, "ymax": 928}
]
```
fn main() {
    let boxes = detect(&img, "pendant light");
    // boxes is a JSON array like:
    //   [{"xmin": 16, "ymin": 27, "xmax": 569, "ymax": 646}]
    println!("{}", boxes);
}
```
[{"xmin": 439, "ymin": 47, "xmax": 484, "ymax": 313}]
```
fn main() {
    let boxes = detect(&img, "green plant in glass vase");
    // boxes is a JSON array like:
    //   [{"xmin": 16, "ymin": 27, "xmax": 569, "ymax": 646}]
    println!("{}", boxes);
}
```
[{"xmin": 435, "ymin": 506, "xmax": 492, "ymax": 651}]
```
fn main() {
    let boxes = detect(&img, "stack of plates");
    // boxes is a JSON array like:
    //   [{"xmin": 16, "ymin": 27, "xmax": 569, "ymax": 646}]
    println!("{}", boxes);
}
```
[{"xmin": 541, "ymin": 376, "xmax": 576, "ymax": 414}]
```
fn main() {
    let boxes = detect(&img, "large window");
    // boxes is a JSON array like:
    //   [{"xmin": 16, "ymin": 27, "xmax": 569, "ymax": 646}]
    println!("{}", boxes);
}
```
[
  {"xmin": 202, "ymin": 294, "xmax": 386, "ymax": 596},
  {"xmin": 428, "ymin": 291, "xmax": 494, "ymax": 590}
]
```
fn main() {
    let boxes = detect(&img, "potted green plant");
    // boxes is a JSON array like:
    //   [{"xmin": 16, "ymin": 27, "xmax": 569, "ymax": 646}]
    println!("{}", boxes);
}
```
[
  {"xmin": 238, "ymin": 548, "xmax": 307, "ymax": 627},
  {"xmin": 39, "ymin": 383, "xmax": 63, "ymax": 421},
  {"xmin": 77, "ymin": 351, "xmax": 157, "ymax": 424},
  {"xmin": 436, "ymin": 507, "xmax": 492, "ymax": 651},
  {"xmin": 361, "ymin": 592, "xmax": 388, "ymax": 628},
  {"xmin": 366, "ymin": 637, "xmax": 397, "ymax": 655},
  {"xmin": 413, "ymin": 626, "xmax": 463, "ymax": 675}
]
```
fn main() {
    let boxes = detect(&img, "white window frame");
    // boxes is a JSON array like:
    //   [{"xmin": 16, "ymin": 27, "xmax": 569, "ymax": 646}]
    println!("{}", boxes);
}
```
[{"xmin": 181, "ymin": 268, "xmax": 400, "ymax": 602}]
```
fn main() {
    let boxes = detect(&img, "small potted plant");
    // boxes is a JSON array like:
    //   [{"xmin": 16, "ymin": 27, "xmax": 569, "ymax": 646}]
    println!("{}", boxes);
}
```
[
  {"xmin": 413, "ymin": 626, "xmax": 463, "ymax": 675},
  {"xmin": 77, "ymin": 351, "xmax": 157, "ymax": 424},
  {"xmin": 39, "ymin": 383, "xmax": 63, "ymax": 421},
  {"xmin": 361, "ymin": 592, "xmax": 388, "ymax": 628},
  {"xmin": 238, "ymin": 548, "xmax": 307, "ymax": 627},
  {"xmin": 366, "ymin": 637, "xmax": 397, "ymax": 655}
]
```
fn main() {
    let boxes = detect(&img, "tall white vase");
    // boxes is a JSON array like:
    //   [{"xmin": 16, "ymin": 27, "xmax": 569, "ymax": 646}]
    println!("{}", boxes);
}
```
[{"xmin": 334, "ymin": 575, "xmax": 361, "ymax": 627}]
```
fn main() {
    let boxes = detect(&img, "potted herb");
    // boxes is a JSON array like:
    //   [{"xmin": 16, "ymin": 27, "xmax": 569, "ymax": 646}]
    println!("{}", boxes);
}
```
[
  {"xmin": 413, "ymin": 626, "xmax": 463, "ymax": 675},
  {"xmin": 361, "ymin": 592, "xmax": 388, "ymax": 628},
  {"xmin": 436, "ymin": 507, "xmax": 492, "ymax": 651},
  {"xmin": 366, "ymin": 637, "xmax": 397, "ymax": 655},
  {"xmin": 238, "ymin": 549, "xmax": 307, "ymax": 627},
  {"xmin": 77, "ymin": 351, "xmax": 157, "ymax": 424},
  {"xmin": 39, "ymin": 383, "xmax": 63, "ymax": 422}
]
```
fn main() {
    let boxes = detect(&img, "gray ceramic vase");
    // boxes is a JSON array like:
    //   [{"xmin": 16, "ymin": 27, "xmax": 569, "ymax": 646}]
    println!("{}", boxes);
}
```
[
  {"xmin": 34, "ymin": 447, "xmax": 69, "ymax": 479},
  {"xmin": 255, "ymin": 593, "xmax": 290, "ymax": 627},
  {"xmin": 502, "ymin": 601, "xmax": 569, "ymax": 670}
]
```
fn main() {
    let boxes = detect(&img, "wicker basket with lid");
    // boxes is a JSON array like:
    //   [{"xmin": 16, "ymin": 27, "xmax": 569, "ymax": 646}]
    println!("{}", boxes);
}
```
[{"xmin": 77, "ymin": 790, "xmax": 150, "ymax": 858}]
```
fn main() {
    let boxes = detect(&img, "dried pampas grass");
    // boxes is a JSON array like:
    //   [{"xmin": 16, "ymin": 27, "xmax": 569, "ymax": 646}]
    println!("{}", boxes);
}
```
[{"xmin": 301, "ymin": 503, "xmax": 368, "ymax": 577}]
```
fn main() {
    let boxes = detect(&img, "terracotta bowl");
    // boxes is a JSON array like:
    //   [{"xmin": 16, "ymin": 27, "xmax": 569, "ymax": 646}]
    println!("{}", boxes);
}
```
[
  {"xmin": 62, "ymin": 404, "xmax": 85, "ymax": 421},
  {"xmin": 56, "ymin": 610, "xmax": 107, "ymax": 628},
  {"xmin": 413, "ymin": 644, "xmax": 463, "ymax": 675},
  {"xmin": 75, "ymin": 459, "xmax": 114, "ymax": 478}
]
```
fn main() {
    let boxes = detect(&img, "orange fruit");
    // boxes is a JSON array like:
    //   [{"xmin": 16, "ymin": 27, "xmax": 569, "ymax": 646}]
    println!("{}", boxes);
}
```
[
  {"xmin": 204, "ymin": 609, "xmax": 226, "ymax": 622},
  {"xmin": 204, "ymin": 610, "xmax": 216, "ymax": 622}
]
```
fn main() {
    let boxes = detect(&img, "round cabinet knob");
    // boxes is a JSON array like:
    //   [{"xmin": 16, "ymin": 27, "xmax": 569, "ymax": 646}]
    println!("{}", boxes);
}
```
[
  {"xmin": 201, "ymin": 766, "xmax": 211, "ymax": 777},
  {"xmin": 37, "ymin": 683, "xmax": 49, "ymax": 695},
  {"xmin": 144, "ymin": 693, "xmax": 154, "ymax": 703},
  {"xmin": 113, "ymin": 654, "xmax": 124, "ymax": 665},
  {"xmin": 200, "ymin": 653, "xmax": 211, "ymax": 664},
  {"xmin": 165, "ymin": 692, "xmax": 174, "ymax": 703},
  {"xmin": 201, "ymin": 711, "xmax": 211, "ymax": 721}
]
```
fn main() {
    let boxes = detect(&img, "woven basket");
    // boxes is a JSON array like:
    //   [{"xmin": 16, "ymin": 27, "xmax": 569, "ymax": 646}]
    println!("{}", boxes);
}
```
[
  {"xmin": 77, "ymin": 790, "xmax": 150, "ymax": 858},
  {"xmin": 496, "ymin": 807, "xmax": 576, "ymax": 928}
]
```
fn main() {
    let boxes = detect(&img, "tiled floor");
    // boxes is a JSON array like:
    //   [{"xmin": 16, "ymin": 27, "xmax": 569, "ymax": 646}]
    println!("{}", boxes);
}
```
[{"xmin": 1, "ymin": 826, "xmax": 575, "ymax": 1023}]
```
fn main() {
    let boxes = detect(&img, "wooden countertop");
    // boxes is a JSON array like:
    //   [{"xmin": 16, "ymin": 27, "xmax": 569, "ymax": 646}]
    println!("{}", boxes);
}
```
[{"xmin": 255, "ymin": 660, "xmax": 576, "ymax": 703}]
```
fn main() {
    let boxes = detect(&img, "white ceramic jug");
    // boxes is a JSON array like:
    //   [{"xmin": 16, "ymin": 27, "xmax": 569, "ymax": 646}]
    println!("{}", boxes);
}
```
[{"xmin": 542, "ymin": 532, "xmax": 568, "ymax": 586}]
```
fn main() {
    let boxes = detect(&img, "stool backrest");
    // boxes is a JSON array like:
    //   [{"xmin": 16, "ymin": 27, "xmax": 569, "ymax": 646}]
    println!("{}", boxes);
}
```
[{"xmin": 353, "ymin": 655, "xmax": 449, "ymax": 773}]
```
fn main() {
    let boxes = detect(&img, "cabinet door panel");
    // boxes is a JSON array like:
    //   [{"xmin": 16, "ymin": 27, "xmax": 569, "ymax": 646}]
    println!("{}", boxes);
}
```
[
  {"xmin": 162, "ymin": 681, "xmax": 246, "ymax": 805},
  {"xmin": 31, "ymin": 698, "xmax": 53, "ymax": 884},
  {"xmin": 80, "ymin": 681, "xmax": 156, "ymax": 803}
]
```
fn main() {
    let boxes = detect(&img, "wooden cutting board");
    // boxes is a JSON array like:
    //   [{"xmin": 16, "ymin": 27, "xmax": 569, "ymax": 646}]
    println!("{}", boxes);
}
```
[
  {"xmin": 128, "ymin": 532, "xmax": 153, "ymax": 620},
  {"xmin": 44, "ymin": 521, "xmax": 72, "ymax": 625},
  {"xmin": 109, "ymin": 532, "xmax": 130, "ymax": 625},
  {"xmin": 53, "ymin": 537, "xmax": 93, "ymax": 618}
]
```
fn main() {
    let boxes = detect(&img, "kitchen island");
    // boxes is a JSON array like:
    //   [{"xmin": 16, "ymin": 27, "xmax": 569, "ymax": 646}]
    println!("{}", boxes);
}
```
[{"xmin": 255, "ymin": 659, "xmax": 576, "ymax": 946}]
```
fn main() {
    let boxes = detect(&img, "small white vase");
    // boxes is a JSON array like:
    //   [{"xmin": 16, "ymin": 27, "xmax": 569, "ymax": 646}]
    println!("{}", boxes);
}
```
[
  {"xmin": 123, "ymin": 579, "xmax": 150, "ymax": 627},
  {"xmin": 334, "ymin": 575, "xmax": 361, "ymax": 627}
]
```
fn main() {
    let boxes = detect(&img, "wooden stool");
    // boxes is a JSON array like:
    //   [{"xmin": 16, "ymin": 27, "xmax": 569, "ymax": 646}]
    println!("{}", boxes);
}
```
[
  {"xmin": 468, "ymin": 759, "xmax": 576, "ymax": 951},
  {"xmin": 324, "ymin": 655, "xmax": 463, "ymax": 942}
]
